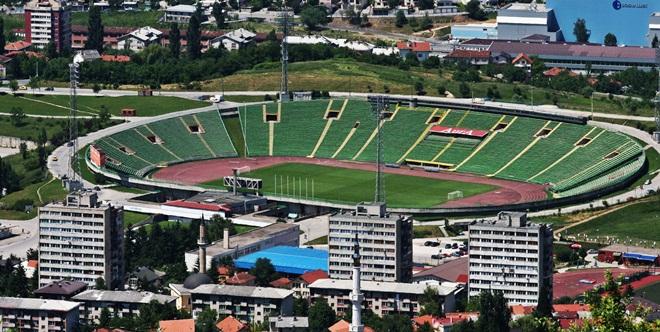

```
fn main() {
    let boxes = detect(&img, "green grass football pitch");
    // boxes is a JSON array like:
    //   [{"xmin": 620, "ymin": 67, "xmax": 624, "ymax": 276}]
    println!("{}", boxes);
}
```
[
  {"xmin": 204, "ymin": 163, "xmax": 496, "ymax": 208},
  {"xmin": 635, "ymin": 282, "xmax": 660, "ymax": 305}
]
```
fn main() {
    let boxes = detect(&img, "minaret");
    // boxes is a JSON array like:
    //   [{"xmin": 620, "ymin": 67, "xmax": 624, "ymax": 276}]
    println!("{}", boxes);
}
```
[
  {"xmin": 198, "ymin": 217, "xmax": 208, "ymax": 274},
  {"xmin": 349, "ymin": 234, "xmax": 364, "ymax": 332}
]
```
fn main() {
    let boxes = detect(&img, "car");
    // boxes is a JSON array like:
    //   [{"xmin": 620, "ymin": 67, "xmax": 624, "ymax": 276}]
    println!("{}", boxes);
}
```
[
  {"xmin": 452, "ymin": 243, "xmax": 458, "ymax": 249},
  {"xmin": 587, "ymin": 249, "xmax": 598, "ymax": 255},
  {"xmin": 45, "ymin": 87, "xmax": 54, "ymax": 91},
  {"xmin": 18, "ymin": 85, "xmax": 27, "ymax": 90},
  {"xmin": 51, "ymin": 156, "xmax": 58, "ymax": 161},
  {"xmin": 431, "ymin": 254, "xmax": 441, "ymax": 260},
  {"xmin": 429, "ymin": 242, "xmax": 440, "ymax": 247},
  {"xmin": 444, "ymin": 244, "xmax": 452, "ymax": 249},
  {"xmin": 209, "ymin": 94, "xmax": 224, "ymax": 103},
  {"xmin": 424, "ymin": 241, "xmax": 433, "ymax": 247}
]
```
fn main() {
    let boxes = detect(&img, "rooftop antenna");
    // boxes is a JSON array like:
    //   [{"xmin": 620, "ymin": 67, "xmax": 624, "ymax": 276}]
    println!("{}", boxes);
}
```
[
  {"xmin": 279, "ymin": 5, "xmax": 291, "ymax": 102},
  {"xmin": 369, "ymin": 96, "xmax": 387, "ymax": 204},
  {"xmin": 65, "ymin": 59, "xmax": 83, "ymax": 192}
]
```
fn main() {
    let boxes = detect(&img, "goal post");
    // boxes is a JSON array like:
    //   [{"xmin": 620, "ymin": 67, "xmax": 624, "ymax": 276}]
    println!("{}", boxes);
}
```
[{"xmin": 447, "ymin": 190, "xmax": 464, "ymax": 200}]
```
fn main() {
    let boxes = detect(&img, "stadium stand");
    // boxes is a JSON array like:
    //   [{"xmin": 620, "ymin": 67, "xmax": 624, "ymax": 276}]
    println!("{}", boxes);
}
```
[{"xmin": 91, "ymin": 99, "xmax": 647, "ymax": 198}]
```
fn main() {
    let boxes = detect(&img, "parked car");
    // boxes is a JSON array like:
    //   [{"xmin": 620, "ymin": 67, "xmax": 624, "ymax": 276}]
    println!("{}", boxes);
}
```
[
  {"xmin": 444, "ymin": 244, "xmax": 452, "ymax": 249},
  {"xmin": 45, "ymin": 87, "xmax": 54, "ymax": 91}
]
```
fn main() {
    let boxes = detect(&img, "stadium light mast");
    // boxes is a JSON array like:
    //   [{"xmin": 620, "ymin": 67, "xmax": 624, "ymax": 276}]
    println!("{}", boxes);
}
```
[
  {"xmin": 279, "ymin": 5, "xmax": 291, "ymax": 102},
  {"xmin": 65, "ymin": 59, "xmax": 83, "ymax": 192},
  {"xmin": 369, "ymin": 95, "xmax": 387, "ymax": 204}
]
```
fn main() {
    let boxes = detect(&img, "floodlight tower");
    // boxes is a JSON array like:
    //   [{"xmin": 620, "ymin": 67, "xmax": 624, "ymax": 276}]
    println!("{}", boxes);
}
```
[
  {"xmin": 279, "ymin": 6, "xmax": 291, "ymax": 102},
  {"xmin": 65, "ymin": 60, "xmax": 83, "ymax": 192},
  {"xmin": 368, "ymin": 96, "xmax": 387, "ymax": 204}
]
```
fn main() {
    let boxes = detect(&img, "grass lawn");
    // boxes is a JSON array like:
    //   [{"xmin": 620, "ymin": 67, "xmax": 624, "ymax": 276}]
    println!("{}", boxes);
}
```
[
  {"xmin": 71, "ymin": 10, "xmax": 162, "ymax": 27},
  {"xmin": 0, "ymin": 115, "xmax": 69, "ymax": 141},
  {"xmin": 191, "ymin": 58, "xmax": 653, "ymax": 116},
  {"xmin": 530, "ymin": 215, "xmax": 573, "ymax": 227},
  {"xmin": 305, "ymin": 235, "xmax": 328, "ymax": 245},
  {"xmin": 635, "ymin": 282, "xmax": 660, "ymax": 305},
  {"xmin": 0, "ymin": 177, "xmax": 68, "ymax": 220},
  {"xmin": 235, "ymin": 225, "xmax": 258, "ymax": 234},
  {"xmin": 0, "ymin": 94, "xmax": 208, "ymax": 116},
  {"xmin": 223, "ymin": 95, "xmax": 270, "ymax": 103},
  {"xmin": 204, "ymin": 163, "xmax": 495, "ymax": 208},
  {"xmin": 563, "ymin": 195, "xmax": 660, "ymax": 245},
  {"xmin": 124, "ymin": 211, "xmax": 151, "ymax": 229},
  {"xmin": 646, "ymin": 147, "xmax": 660, "ymax": 174},
  {"xmin": 413, "ymin": 225, "xmax": 445, "ymax": 238},
  {"xmin": 109, "ymin": 185, "xmax": 150, "ymax": 194}
]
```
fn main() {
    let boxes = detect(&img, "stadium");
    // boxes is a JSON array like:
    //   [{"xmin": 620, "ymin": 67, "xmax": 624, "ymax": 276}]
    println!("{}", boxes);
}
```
[{"xmin": 85, "ymin": 97, "xmax": 647, "ymax": 214}]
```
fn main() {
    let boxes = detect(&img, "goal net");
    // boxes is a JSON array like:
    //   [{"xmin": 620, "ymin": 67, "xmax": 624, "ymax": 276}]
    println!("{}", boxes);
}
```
[{"xmin": 447, "ymin": 190, "xmax": 464, "ymax": 200}]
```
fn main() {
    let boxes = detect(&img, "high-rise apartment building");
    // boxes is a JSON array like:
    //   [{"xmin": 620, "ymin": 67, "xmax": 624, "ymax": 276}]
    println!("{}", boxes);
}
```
[
  {"xmin": 38, "ymin": 191, "xmax": 124, "ymax": 289},
  {"xmin": 328, "ymin": 203, "xmax": 413, "ymax": 282},
  {"xmin": 468, "ymin": 211, "xmax": 553, "ymax": 306},
  {"xmin": 24, "ymin": 0, "xmax": 71, "ymax": 52}
]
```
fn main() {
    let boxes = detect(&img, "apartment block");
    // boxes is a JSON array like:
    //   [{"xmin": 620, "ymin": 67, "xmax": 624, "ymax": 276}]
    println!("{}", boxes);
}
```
[
  {"xmin": 72, "ymin": 290, "xmax": 176, "ymax": 324},
  {"xmin": 468, "ymin": 211, "xmax": 553, "ymax": 306},
  {"xmin": 0, "ymin": 297, "xmax": 80, "ymax": 332},
  {"xmin": 24, "ymin": 0, "xmax": 71, "ymax": 52},
  {"xmin": 38, "ymin": 191, "xmax": 124, "ymax": 289},
  {"xmin": 328, "ymin": 203, "xmax": 413, "ymax": 282}
]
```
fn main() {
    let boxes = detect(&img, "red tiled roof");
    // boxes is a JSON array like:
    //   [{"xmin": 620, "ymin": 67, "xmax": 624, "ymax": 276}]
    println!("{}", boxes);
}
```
[
  {"xmin": 100, "ymin": 54, "xmax": 131, "ymax": 62},
  {"xmin": 328, "ymin": 320, "xmax": 375, "ymax": 332},
  {"xmin": 396, "ymin": 41, "xmax": 431, "ymax": 52},
  {"xmin": 553, "ymin": 304, "xmax": 590, "ymax": 313},
  {"xmin": 27, "ymin": 260, "xmax": 38, "ymax": 268},
  {"xmin": 300, "ymin": 270, "xmax": 329, "ymax": 285},
  {"xmin": 216, "ymin": 316, "xmax": 247, "ymax": 332},
  {"xmin": 559, "ymin": 318, "xmax": 584, "ymax": 329},
  {"xmin": 447, "ymin": 49, "xmax": 491, "ymax": 59},
  {"xmin": 218, "ymin": 265, "xmax": 232, "ymax": 276},
  {"xmin": 5, "ymin": 51, "xmax": 44, "ymax": 58},
  {"xmin": 159, "ymin": 319, "xmax": 195, "ymax": 332},
  {"xmin": 512, "ymin": 52, "xmax": 533, "ymax": 64},
  {"xmin": 164, "ymin": 200, "xmax": 231, "ymax": 212},
  {"xmin": 269, "ymin": 277, "xmax": 292, "ymax": 288},
  {"xmin": 456, "ymin": 274, "xmax": 468, "ymax": 284},
  {"xmin": 225, "ymin": 272, "xmax": 256, "ymax": 285},
  {"xmin": 4, "ymin": 41, "xmax": 31, "ymax": 52},
  {"xmin": 510, "ymin": 305, "xmax": 535, "ymax": 316},
  {"xmin": 543, "ymin": 67, "xmax": 577, "ymax": 77}
]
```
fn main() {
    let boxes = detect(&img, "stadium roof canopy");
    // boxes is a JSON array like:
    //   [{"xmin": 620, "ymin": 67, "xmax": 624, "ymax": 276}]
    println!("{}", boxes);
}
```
[{"xmin": 234, "ymin": 246, "xmax": 328, "ymax": 275}]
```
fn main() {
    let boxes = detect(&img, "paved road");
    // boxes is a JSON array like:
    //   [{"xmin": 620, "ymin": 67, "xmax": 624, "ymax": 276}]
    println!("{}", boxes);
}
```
[
  {"xmin": 0, "ymin": 217, "xmax": 38, "ymax": 259},
  {"xmin": 5, "ymin": 88, "xmax": 655, "ymax": 123}
]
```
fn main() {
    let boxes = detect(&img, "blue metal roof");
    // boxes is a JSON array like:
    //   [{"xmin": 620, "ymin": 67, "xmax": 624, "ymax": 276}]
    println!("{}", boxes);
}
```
[
  {"xmin": 622, "ymin": 252, "xmax": 657, "ymax": 262},
  {"xmin": 234, "ymin": 246, "xmax": 328, "ymax": 275}
]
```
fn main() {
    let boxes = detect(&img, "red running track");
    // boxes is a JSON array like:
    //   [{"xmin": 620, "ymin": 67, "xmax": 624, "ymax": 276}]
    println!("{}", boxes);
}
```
[{"xmin": 152, "ymin": 157, "xmax": 548, "ymax": 208}]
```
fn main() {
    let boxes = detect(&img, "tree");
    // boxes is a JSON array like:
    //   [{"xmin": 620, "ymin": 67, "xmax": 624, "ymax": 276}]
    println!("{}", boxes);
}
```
[
  {"xmin": 387, "ymin": 0, "xmax": 398, "ymax": 9},
  {"xmin": 0, "ymin": 17, "xmax": 6, "ymax": 53},
  {"xmin": 300, "ymin": 6, "xmax": 329, "ymax": 30},
  {"xmin": 466, "ymin": 0, "xmax": 486, "ymax": 20},
  {"xmin": 250, "ymin": 257, "xmax": 277, "ymax": 286},
  {"xmin": 377, "ymin": 314, "xmax": 413, "ymax": 332},
  {"xmin": 95, "ymin": 277, "xmax": 107, "ymax": 290},
  {"xmin": 420, "ymin": 287, "xmax": 443, "ymax": 316},
  {"xmin": 10, "ymin": 107, "xmax": 25, "ymax": 126},
  {"xmin": 309, "ymin": 299, "xmax": 336, "ymax": 332},
  {"xmin": 418, "ymin": 322, "xmax": 434, "ymax": 332},
  {"xmin": 92, "ymin": 83, "xmax": 101, "ymax": 94},
  {"xmin": 415, "ymin": 81, "xmax": 425, "ymax": 95},
  {"xmin": 28, "ymin": 76, "xmax": 40, "ymax": 91},
  {"xmin": 395, "ymin": 10, "xmax": 407, "ymax": 28},
  {"xmin": 419, "ymin": 0, "xmax": 434, "ymax": 10},
  {"xmin": 604, "ymin": 33, "xmax": 617, "ymax": 46},
  {"xmin": 474, "ymin": 291, "xmax": 511, "ymax": 332},
  {"xmin": 419, "ymin": 13, "xmax": 432, "ymax": 30},
  {"xmin": 99, "ymin": 307, "xmax": 111, "ymax": 327},
  {"xmin": 46, "ymin": 41, "xmax": 58, "ymax": 59},
  {"xmin": 9, "ymin": 79, "xmax": 18, "ymax": 92},
  {"xmin": 187, "ymin": 5, "xmax": 203, "ymax": 60},
  {"xmin": 99, "ymin": 105, "xmax": 111, "ymax": 124},
  {"xmin": 86, "ymin": 5, "xmax": 104, "ymax": 53},
  {"xmin": 652, "ymin": 35, "xmax": 659, "ymax": 48},
  {"xmin": 19, "ymin": 142, "xmax": 27, "ymax": 159},
  {"xmin": 573, "ymin": 18, "xmax": 589, "ymax": 43},
  {"xmin": 293, "ymin": 297, "xmax": 309, "ymax": 316},
  {"xmin": 212, "ymin": 2, "xmax": 226, "ymax": 29},
  {"xmin": 459, "ymin": 82, "xmax": 471, "ymax": 98},
  {"xmin": 169, "ymin": 23, "xmax": 181, "ymax": 58},
  {"xmin": 195, "ymin": 308, "xmax": 219, "ymax": 332}
]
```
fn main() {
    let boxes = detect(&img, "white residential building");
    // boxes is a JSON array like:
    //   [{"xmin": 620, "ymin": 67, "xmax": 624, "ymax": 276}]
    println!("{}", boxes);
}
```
[
  {"xmin": 0, "ymin": 297, "xmax": 80, "ymax": 332},
  {"xmin": 184, "ymin": 284, "xmax": 294, "ymax": 324},
  {"xmin": 38, "ymin": 191, "xmax": 124, "ymax": 289},
  {"xmin": 165, "ymin": 4, "xmax": 197, "ymax": 23},
  {"xmin": 468, "ymin": 211, "xmax": 553, "ymax": 306},
  {"xmin": 309, "ymin": 278, "xmax": 462, "ymax": 317},
  {"xmin": 210, "ymin": 28, "xmax": 256, "ymax": 51},
  {"xmin": 117, "ymin": 26, "xmax": 163, "ymax": 52},
  {"xmin": 328, "ymin": 203, "xmax": 413, "ymax": 282},
  {"xmin": 72, "ymin": 290, "xmax": 176, "ymax": 324}
]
